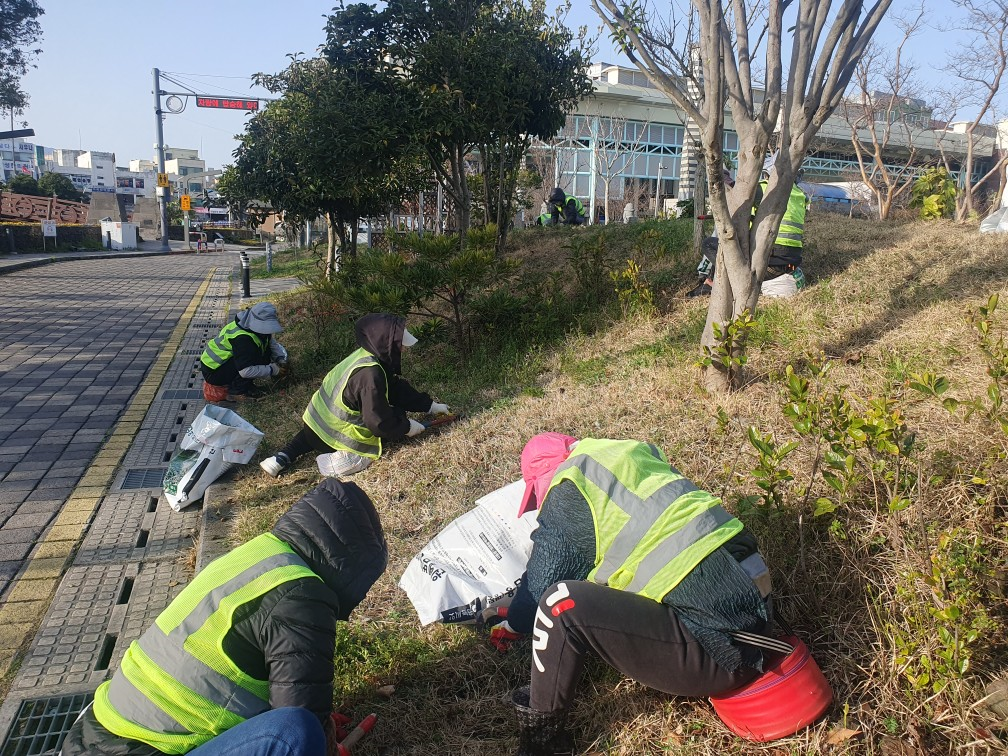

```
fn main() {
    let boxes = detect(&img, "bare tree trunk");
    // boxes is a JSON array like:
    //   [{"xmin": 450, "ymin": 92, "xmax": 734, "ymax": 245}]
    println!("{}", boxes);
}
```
[{"xmin": 325, "ymin": 211, "xmax": 339, "ymax": 280}]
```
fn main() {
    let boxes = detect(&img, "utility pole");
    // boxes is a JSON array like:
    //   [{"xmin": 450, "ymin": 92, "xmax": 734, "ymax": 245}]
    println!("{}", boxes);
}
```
[{"xmin": 153, "ymin": 68, "xmax": 170, "ymax": 252}]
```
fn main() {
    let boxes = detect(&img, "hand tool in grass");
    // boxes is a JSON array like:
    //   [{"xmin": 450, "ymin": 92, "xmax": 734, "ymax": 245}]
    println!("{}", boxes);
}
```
[
  {"xmin": 331, "ymin": 713, "xmax": 377, "ymax": 756},
  {"xmin": 422, "ymin": 413, "xmax": 463, "ymax": 430}
]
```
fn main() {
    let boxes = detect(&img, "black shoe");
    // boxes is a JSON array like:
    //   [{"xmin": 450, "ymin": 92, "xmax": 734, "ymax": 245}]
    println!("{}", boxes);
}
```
[
  {"xmin": 686, "ymin": 280, "xmax": 712, "ymax": 298},
  {"xmin": 512, "ymin": 688, "xmax": 574, "ymax": 756}
]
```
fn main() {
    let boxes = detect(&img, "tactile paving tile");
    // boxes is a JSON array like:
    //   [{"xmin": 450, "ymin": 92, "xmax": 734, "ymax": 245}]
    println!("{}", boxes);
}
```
[
  {"xmin": 112, "ymin": 558, "xmax": 191, "ymax": 671},
  {"xmin": 121, "ymin": 425, "xmax": 175, "ymax": 467},
  {"xmin": 144, "ymin": 497, "xmax": 201, "ymax": 560},
  {"xmin": 74, "ymin": 492, "xmax": 150, "ymax": 565},
  {"xmin": 73, "ymin": 492, "xmax": 197, "ymax": 566},
  {"xmin": 14, "ymin": 564, "xmax": 136, "ymax": 692}
]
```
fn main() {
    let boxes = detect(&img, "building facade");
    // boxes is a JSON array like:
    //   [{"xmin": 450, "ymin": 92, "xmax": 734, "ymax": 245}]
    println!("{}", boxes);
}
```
[
  {"xmin": 1, "ymin": 139, "xmax": 41, "ymax": 182},
  {"xmin": 538, "ymin": 62, "xmax": 1003, "ymax": 221}
]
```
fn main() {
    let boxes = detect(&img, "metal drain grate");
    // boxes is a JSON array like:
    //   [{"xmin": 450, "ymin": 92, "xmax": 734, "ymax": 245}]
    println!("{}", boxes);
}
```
[
  {"xmin": 120, "ymin": 468, "xmax": 167, "ymax": 490},
  {"xmin": 160, "ymin": 389, "xmax": 204, "ymax": 400},
  {"xmin": 1, "ymin": 693, "xmax": 93, "ymax": 756}
]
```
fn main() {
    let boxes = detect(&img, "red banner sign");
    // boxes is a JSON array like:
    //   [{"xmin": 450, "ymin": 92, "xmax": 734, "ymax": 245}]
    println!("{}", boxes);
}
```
[{"xmin": 196, "ymin": 97, "xmax": 259, "ymax": 111}]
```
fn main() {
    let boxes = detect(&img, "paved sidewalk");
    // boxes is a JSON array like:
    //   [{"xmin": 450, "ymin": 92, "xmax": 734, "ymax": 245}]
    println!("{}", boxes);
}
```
[
  {"xmin": 0, "ymin": 256, "xmax": 218, "ymax": 595},
  {"xmin": 0, "ymin": 255, "xmax": 305, "ymax": 752}
]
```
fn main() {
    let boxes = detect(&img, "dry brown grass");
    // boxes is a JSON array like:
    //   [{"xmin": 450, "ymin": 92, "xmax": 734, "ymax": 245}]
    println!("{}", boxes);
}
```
[{"xmin": 228, "ymin": 214, "xmax": 1008, "ymax": 755}]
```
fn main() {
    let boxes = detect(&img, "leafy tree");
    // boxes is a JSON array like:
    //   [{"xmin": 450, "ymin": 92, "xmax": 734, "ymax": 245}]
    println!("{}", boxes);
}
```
[
  {"xmin": 38, "ymin": 172, "xmax": 82, "ymax": 202},
  {"xmin": 6, "ymin": 173, "xmax": 40, "ymax": 195},
  {"xmin": 0, "ymin": 1, "xmax": 44, "ymax": 122},
  {"xmin": 221, "ymin": 53, "xmax": 422, "ymax": 278},
  {"xmin": 316, "ymin": 224, "xmax": 517, "ymax": 354},
  {"xmin": 326, "ymin": 0, "xmax": 591, "ymax": 247},
  {"xmin": 594, "ymin": 0, "xmax": 893, "ymax": 392}
]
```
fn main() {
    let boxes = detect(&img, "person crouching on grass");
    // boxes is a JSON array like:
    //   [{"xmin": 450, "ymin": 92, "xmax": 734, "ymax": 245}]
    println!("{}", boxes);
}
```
[
  {"xmin": 259, "ymin": 313, "xmax": 450, "ymax": 479},
  {"xmin": 481, "ymin": 433, "xmax": 775, "ymax": 756}
]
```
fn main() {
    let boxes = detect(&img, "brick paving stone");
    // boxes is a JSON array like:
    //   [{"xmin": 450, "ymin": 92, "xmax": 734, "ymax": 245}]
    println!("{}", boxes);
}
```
[
  {"xmin": 0, "ymin": 526, "xmax": 44, "ymax": 544},
  {"xmin": 0, "ymin": 542, "xmax": 32, "ymax": 562},
  {"xmin": 0, "ymin": 255, "xmax": 219, "ymax": 601}
]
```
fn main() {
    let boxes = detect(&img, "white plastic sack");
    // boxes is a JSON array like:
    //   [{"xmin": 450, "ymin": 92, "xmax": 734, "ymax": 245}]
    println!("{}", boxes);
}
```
[
  {"xmin": 163, "ymin": 405, "xmax": 264, "ymax": 511},
  {"xmin": 399, "ymin": 480, "xmax": 538, "ymax": 625},
  {"xmin": 980, "ymin": 207, "xmax": 1008, "ymax": 234}
]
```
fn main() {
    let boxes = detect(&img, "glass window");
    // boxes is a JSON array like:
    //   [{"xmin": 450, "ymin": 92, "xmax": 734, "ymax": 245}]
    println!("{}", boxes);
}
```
[{"xmin": 575, "ymin": 175, "xmax": 589, "ymax": 196}]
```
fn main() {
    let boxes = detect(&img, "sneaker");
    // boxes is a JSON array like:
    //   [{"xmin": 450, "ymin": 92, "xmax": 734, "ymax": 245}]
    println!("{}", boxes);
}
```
[
  {"xmin": 686, "ymin": 280, "xmax": 712, "ymax": 298},
  {"xmin": 260, "ymin": 453, "xmax": 291, "ymax": 478}
]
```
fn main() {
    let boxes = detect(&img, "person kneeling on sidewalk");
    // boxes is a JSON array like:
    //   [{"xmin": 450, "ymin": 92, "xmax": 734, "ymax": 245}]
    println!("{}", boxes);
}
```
[
  {"xmin": 483, "ymin": 434, "xmax": 775, "ymax": 756},
  {"xmin": 260, "ymin": 313, "xmax": 450, "ymax": 479},
  {"xmin": 200, "ymin": 302, "xmax": 288, "ymax": 402},
  {"xmin": 61, "ymin": 478, "xmax": 389, "ymax": 756}
]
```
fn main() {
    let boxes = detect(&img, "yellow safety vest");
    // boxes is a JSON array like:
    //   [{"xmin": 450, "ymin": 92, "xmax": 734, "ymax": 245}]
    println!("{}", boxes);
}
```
[
  {"xmin": 302, "ymin": 347, "xmax": 386, "ymax": 459},
  {"xmin": 93, "ymin": 534, "xmax": 320, "ymax": 753},
  {"xmin": 200, "ymin": 322, "xmax": 265, "ymax": 370},
  {"xmin": 546, "ymin": 439, "xmax": 743, "ymax": 602},
  {"xmin": 752, "ymin": 181, "xmax": 807, "ymax": 249},
  {"xmin": 554, "ymin": 194, "xmax": 585, "ymax": 217}
]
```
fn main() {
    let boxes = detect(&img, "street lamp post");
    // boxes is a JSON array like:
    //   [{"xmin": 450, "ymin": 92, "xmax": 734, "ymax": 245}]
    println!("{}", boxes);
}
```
[{"xmin": 152, "ymin": 68, "xmax": 170, "ymax": 252}]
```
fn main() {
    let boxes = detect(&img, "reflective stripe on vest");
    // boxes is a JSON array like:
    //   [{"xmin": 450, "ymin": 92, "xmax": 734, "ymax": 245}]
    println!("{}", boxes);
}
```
[
  {"xmin": 546, "ymin": 439, "xmax": 743, "ymax": 602},
  {"xmin": 302, "ymin": 347, "xmax": 385, "ymax": 458},
  {"xmin": 200, "ymin": 322, "xmax": 265, "ymax": 370},
  {"xmin": 93, "ymin": 534, "xmax": 320, "ymax": 754}
]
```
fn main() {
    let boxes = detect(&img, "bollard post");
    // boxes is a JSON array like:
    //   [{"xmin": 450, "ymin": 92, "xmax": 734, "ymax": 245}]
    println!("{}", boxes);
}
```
[
  {"xmin": 6, "ymin": 227, "xmax": 15, "ymax": 255},
  {"xmin": 240, "ymin": 252, "xmax": 251, "ymax": 299},
  {"xmin": 266, "ymin": 241, "xmax": 272, "ymax": 274}
]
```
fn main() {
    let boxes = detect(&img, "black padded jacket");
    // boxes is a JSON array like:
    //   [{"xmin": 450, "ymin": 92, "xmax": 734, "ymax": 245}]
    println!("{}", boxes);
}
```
[{"xmin": 60, "ymin": 479, "xmax": 388, "ymax": 756}]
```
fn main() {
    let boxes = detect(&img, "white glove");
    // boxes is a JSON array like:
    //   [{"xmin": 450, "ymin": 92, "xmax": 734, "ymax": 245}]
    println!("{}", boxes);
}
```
[
  {"xmin": 269, "ymin": 362, "xmax": 281, "ymax": 377},
  {"xmin": 406, "ymin": 419, "xmax": 426, "ymax": 437},
  {"xmin": 429, "ymin": 401, "xmax": 450, "ymax": 415}
]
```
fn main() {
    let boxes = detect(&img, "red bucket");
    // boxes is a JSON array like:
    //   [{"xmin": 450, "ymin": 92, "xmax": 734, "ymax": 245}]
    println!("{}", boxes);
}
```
[
  {"xmin": 710, "ymin": 635, "xmax": 833, "ymax": 742},
  {"xmin": 203, "ymin": 382, "xmax": 229, "ymax": 403}
]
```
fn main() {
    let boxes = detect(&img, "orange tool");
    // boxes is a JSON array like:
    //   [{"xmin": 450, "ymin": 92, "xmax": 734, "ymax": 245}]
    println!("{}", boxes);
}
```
[{"xmin": 336, "ymin": 713, "xmax": 378, "ymax": 756}]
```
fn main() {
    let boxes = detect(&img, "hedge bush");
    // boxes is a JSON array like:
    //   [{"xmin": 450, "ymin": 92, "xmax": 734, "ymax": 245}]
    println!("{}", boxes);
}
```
[{"xmin": 0, "ymin": 223, "xmax": 103, "ymax": 253}]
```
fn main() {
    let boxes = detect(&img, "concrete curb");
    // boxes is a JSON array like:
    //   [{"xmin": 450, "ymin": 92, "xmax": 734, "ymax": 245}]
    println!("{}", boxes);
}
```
[
  {"xmin": 0, "ymin": 269, "xmax": 216, "ymax": 676},
  {"xmin": 196, "ymin": 482, "xmax": 237, "ymax": 572}
]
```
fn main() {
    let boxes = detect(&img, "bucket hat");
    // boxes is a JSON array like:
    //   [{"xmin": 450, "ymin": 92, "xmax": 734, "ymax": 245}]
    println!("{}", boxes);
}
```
[{"xmin": 237, "ymin": 302, "xmax": 283, "ymax": 334}]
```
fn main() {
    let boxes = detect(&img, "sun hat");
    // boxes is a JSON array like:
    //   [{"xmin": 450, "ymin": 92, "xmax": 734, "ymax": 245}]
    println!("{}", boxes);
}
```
[
  {"xmin": 517, "ymin": 432, "xmax": 578, "ymax": 517},
  {"xmin": 237, "ymin": 302, "xmax": 283, "ymax": 334}
]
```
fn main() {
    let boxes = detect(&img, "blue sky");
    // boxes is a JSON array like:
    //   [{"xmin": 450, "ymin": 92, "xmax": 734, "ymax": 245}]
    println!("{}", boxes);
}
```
[{"xmin": 19, "ymin": 1, "xmax": 973, "ymax": 171}]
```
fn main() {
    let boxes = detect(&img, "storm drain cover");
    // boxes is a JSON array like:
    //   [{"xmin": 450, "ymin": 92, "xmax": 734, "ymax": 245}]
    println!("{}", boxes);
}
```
[
  {"xmin": 1, "ymin": 693, "xmax": 93, "ymax": 755},
  {"xmin": 120, "ymin": 468, "xmax": 167, "ymax": 490},
  {"xmin": 161, "ymin": 389, "xmax": 204, "ymax": 400}
]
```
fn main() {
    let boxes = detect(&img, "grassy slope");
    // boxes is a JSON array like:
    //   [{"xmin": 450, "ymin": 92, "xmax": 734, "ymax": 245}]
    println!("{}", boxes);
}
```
[{"xmin": 235, "ymin": 216, "xmax": 1007, "ymax": 755}]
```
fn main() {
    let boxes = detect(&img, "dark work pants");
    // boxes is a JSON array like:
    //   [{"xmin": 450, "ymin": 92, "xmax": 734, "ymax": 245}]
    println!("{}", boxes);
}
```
[
  {"xmin": 278, "ymin": 423, "xmax": 333, "ymax": 462},
  {"xmin": 529, "ymin": 581, "xmax": 759, "ymax": 712}
]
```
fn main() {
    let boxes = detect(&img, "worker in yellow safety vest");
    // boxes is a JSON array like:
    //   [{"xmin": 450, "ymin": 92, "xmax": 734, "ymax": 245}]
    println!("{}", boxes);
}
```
[
  {"xmin": 547, "ymin": 187, "xmax": 588, "ymax": 226},
  {"xmin": 259, "ymin": 313, "xmax": 450, "ymax": 479},
  {"xmin": 199, "ymin": 302, "xmax": 288, "ymax": 402},
  {"xmin": 481, "ymin": 435, "xmax": 777, "ymax": 756},
  {"xmin": 687, "ymin": 162, "xmax": 810, "ymax": 299},
  {"xmin": 61, "ymin": 479, "xmax": 388, "ymax": 756}
]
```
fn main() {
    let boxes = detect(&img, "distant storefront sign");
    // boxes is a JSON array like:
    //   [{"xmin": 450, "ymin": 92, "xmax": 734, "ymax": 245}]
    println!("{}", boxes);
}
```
[
  {"xmin": 91, "ymin": 186, "xmax": 116, "ymax": 193},
  {"xmin": 196, "ymin": 97, "xmax": 259, "ymax": 111}
]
